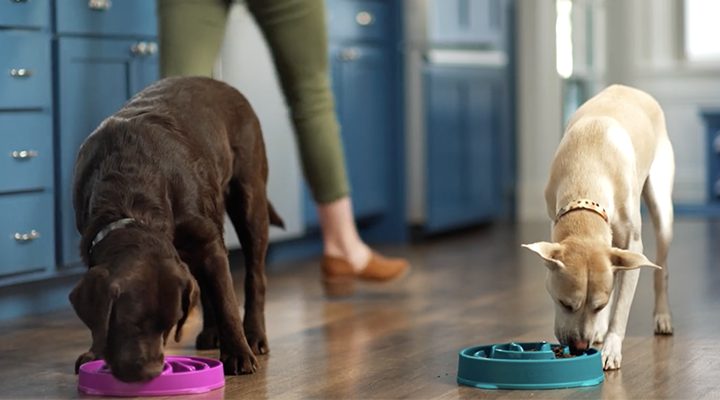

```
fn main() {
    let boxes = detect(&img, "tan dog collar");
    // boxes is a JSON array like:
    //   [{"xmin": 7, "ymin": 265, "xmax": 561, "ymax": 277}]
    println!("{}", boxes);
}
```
[{"xmin": 555, "ymin": 199, "xmax": 609, "ymax": 223}]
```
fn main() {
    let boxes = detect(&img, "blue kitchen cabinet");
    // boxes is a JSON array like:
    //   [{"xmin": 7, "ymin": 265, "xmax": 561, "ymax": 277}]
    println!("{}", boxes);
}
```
[
  {"xmin": 56, "ymin": 37, "xmax": 158, "ymax": 267},
  {"xmin": 424, "ymin": 65, "xmax": 505, "ymax": 232},
  {"xmin": 304, "ymin": 0, "xmax": 400, "ymax": 229}
]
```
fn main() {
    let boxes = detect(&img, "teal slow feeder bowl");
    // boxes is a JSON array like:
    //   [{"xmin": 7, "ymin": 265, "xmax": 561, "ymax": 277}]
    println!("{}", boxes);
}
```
[{"xmin": 457, "ymin": 342, "xmax": 604, "ymax": 390}]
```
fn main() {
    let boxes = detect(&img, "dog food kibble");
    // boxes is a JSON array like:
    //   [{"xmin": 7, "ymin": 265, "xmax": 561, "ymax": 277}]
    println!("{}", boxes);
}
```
[{"xmin": 552, "ymin": 346, "xmax": 576, "ymax": 358}]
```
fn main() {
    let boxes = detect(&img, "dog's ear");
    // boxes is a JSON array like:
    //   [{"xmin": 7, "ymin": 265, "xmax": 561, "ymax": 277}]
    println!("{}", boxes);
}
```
[
  {"xmin": 609, "ymin": 248, "xmax": 661, "ymax": 271},
  {"xmin": 174, "ymin": 270, "xmax": 199, "ymax": 343},
  {"xmin": 522, "ymin": 242, "xmax": 566, "ymax": 270},
  {"xmin": 69, "ymin": 265, "xmax": 121, "ymax": 349}
]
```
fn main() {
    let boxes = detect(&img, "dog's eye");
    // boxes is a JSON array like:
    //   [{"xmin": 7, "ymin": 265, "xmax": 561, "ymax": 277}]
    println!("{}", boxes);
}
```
[
  {"xmin": 592, "ymin": 305, "xmax": 606, "ymax": 313},
  {"xmin": 558, "ymin": 301, "xmax": 574, "ymax": 312}
]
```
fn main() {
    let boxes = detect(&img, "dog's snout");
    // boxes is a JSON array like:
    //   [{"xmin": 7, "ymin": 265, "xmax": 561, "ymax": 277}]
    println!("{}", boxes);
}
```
[
  {"xmin": 569, "ymin": 339, "xmax": 589, "ymax": 354},
  {"xmin": 111, "ymin": 358, "xmax": 164, "ymax": 382}
]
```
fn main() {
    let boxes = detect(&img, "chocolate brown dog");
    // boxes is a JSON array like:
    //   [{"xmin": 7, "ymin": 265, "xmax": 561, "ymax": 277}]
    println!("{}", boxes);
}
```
[{"xmin": 70, "ymin": 77, "xmax": 283, "ymax": 382}]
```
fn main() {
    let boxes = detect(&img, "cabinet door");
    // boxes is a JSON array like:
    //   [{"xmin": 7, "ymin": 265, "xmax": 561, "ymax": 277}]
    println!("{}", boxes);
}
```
[
  {"xmin": 57, "ymin": 37, "xmax": 158, "ymax": 267},
  {"xmin": 424, "ymin": 66, "xmax": 504, "ymax": 232},
  {"xmin": 304, "ymin": 44, "xmax": 392, "ymax": 225},
  {"xmin": 334, "ymin": 45, "xmax": 391, "ymax": 219},
  {"xmin": 428, "ymin": 0, "xmax": 503, "ymax": 48}
]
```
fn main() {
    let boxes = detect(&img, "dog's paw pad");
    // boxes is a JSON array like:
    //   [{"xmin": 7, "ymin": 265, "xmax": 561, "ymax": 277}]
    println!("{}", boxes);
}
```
[{"xmin": 654, "ymin": 313, "xmax": 674, "ymax": 335}]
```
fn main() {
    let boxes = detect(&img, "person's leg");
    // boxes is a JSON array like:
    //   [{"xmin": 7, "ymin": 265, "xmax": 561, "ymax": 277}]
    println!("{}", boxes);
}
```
[
  {"xmin": 157, "ymin": 0, "xmax": 230, "ymax": 78},
  {"xmin": 246, "ymin": 0, "xmax": 407, "ymax": 282}
]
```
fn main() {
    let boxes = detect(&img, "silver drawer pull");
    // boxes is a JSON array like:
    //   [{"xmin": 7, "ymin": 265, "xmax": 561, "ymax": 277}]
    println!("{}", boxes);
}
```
[
  {"xmin": 12, "ymin": 0, "xmax": 30, "ymax": 3},
  {"xmin": 716, "ymin": 180, "xmax": 720, "ymax": 197},
  {"xmin": 88, "ymin": 0, "xmax": 111, "ymax": 11},
  {"xmin": 355, "ymin": 11, "xmax": 374, "ymax": 26},
  {"xmin": 714, "ymin": 132, "xmax": 720, "ymax": 153},
  {"xmin": 14, "ymin": 230, "xmax": 40, "ymax": 242},
  {"xmin": 10, "ymin": 68, "xmax": 32, "ymax": 78},
  {"xmin": 131, "ymin": 41, "xmax": 158, "ymax": 57},
  {"xmin": 339, "ymin": 48, "xmax": 360, "ymax": 61},
  {"xmin": 11, "ymin": 150, "xmax": 39, "ymax": 159}
]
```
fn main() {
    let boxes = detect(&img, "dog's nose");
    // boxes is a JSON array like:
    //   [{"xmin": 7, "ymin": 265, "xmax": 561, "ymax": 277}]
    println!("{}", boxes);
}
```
[{"xmin": 569, "ymin": 339, "xmax": 589, "ymax": 354}]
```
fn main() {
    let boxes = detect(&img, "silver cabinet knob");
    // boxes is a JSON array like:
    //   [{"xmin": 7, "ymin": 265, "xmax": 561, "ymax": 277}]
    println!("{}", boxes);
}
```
[
  {"xmin": 88, "ymin": 0, "xmax": 111, "ymax": 11},
  {"xmin": 338, "ymin": 48, "xmax": 360, "ymax": 61},
  {"xmin": 131, "ymin": 41, "xmax": 158, "ymax": 57},
  {"xmin": 714, "ymin": 132, "xmax": 720, "ymax": 153},
  {"xmin": 355, "ymin": 11, "xmax": 374, "ymax": 26},
  {"xmin": 10, "ymin": 68, "xmax": 32, "ymax": 78},
  {"xmin": 10, "ymin": 150, "xmax": 38, "ymax": 159},
  {"xmin": 14, "ymin": 230, "xmax": 40, "ymax": 242}
]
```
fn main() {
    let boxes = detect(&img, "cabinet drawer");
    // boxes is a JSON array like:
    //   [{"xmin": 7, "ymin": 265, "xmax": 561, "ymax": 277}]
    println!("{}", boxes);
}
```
[
  {"xmin": 56, "ymin": 0, "xmax": 157, "ymax": 37},
  {"xmin": 327, "ymin": 0, "xmax": 389, "ymax": 42},
  {"xmin": 0, "ymin": 192, "xmax": 54, "ymax": 278},
  {"xmin": 0, "ymin": 0, "xmax": 49, "ymax": 29},
  {"xmin": 0, "ymin": 113, "xmax": 53, "ymax": 193},
  {"xmin": 0, "ymin": 31, "xmax": 51, "ymax": 109}
]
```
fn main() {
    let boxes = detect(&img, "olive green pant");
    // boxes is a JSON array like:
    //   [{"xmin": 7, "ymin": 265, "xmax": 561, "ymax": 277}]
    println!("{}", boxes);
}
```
[{"xmin": 158, "ymin": 0, "xmax": 349, "ymax": 203}]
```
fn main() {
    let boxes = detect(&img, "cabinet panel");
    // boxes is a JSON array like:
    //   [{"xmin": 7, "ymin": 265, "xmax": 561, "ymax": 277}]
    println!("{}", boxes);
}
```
[
  {"xmin": 428, "ymin": 0, "xmax": 503, "ymax": 48},
  {"xmin": 334, "ymin": 45, "xmax": 391, "ymax": 218},
  {"xmin": 424, "ymin": 66, "xmax": 503, "ymax": 232},
  {"xmin": 0, "ymin": 192, "xmax": 54, "ymax": 279},
  {"xmin": 56, "ymin": 0, "xmax": 157, "ymax": 37},
  {"xmin": 0, "ymin": 0, "xmax": 49, "ymax": 29},
  {"xmin": 703, "ymin": 113, "xmax": 720, "ymax": 202},
  {"xmin": 57, "ymin": 37, "xmax": 158, "ymax": 266},
  {"xmin": 0, "ymin": 31, "xmax": 51, "ymax": 109},
  {"xmin": 0, "ymin": 113, "xmax": 53, "ymax": 193}
]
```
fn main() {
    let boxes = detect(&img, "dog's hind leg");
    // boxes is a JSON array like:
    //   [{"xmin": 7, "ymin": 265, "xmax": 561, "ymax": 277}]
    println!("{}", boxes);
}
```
[
  {"xmin": 642, "ymin": 136, "xmax": 675, "ymax": 335},
  {"xmin": 226, "ymin": 178, "xmax": 271, "ymax": 356}
]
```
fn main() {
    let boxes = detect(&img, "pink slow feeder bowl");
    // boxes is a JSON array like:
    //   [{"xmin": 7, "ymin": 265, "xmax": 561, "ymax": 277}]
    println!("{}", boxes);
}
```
[{"xmin": 78, "ymin": 356, "xmax": 225, "ymax": 397}]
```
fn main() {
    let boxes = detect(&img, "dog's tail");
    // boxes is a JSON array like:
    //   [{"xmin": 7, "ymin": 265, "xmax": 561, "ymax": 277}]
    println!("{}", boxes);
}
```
[{"xmin": 268, "ymin": 202, "xmax": 285, "ymax": 229}]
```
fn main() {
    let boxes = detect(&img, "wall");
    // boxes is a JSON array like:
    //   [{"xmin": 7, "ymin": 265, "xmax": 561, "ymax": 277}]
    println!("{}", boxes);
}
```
[
  {"xmin": 516, "ymin": 0, "xmax": 562, "ymax": 222},
  {"xmin": 516, "ymin": 0, "xmax": 720, "ymax": 222}
]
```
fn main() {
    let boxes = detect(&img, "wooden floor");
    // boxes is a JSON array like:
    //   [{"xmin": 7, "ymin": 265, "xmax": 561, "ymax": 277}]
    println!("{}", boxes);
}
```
[{"xmin": 1, "ymin": 219, "xmax": 719, "ymax": 399}]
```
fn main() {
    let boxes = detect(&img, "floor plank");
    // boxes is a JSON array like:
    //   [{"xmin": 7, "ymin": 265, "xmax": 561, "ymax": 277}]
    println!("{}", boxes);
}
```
[{"xmin": 0, "ymin": 219, "xmax": 719, "ymax": 399}]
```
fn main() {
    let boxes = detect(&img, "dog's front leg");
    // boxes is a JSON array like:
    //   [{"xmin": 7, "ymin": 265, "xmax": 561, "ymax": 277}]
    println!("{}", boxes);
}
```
[
  {"xmin": 603, "ymin": 237, "xmax": 643, "ymax": 370},
  {"xmin": 199, "ymin": 240, "xmax": 257, "ymax": 375}
]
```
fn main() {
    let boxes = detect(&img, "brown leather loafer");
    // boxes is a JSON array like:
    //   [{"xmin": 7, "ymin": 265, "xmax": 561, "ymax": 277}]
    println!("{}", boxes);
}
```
[{"xmin": 321, "ymin": 252, "xmax": 410, "ymax": 297}]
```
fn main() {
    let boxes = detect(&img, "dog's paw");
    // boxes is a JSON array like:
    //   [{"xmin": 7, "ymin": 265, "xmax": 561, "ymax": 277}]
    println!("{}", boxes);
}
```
[
  {"xmin": 601, "ymin": 333, "xmax": 623, "ymax": 370},
  {"xmin": 654, "ymin": 313, "xmax": 674, "ymax": 335},
  {"xmin": 246, "ymin": 331, "xmax": 269, "ymax": 356},
  {"xmin": 75, "ymin": 351, "xmax": 101, "ymax": 373},
  {"xmin": 220, "ymin": 346, "xmax": 258, "ymax": 375},
  {"xmin": 196, "ymin": 328, "xmax": 219, "ymax": 350}
]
